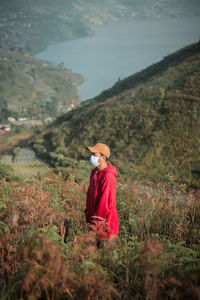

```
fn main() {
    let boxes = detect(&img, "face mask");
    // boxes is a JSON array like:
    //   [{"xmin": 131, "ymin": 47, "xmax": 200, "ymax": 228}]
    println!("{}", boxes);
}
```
[{"xmin": 90, "ymin": 155, "xmax": 100, "ymax": 167}]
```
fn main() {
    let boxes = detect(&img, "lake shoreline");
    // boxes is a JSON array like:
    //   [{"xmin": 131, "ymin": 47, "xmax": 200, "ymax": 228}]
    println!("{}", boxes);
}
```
[{"xmin": 35, "ymin": 16, "xmax": 200, "ymax": 101}]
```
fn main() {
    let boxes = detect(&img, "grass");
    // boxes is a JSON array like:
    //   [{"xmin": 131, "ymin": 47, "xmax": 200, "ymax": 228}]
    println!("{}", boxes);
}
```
[{"xmin": 0, "ymin": 172, "xmax": 200, "ymax": 299}]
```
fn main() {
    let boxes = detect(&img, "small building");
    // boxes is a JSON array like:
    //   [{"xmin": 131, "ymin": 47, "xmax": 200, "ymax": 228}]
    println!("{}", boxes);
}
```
[
  {"xmin": 44, "ymin": 117, "xmax": 52, "ymax": 124},
  {"xmin": 0, "ymin": 124, "xmax": 11, "ymax": 130},
  {"xmin": 69, "ymin": 103, "xmax": 75, "ymax": 108},
  {"xmin": 0, "ymin": 130, "xmax": 9, "ymax": 136},
  {"xmin": 18, "ymin": 117, "xmax": 27, "ymax": 121},
  {"xmin": 0, "ymin": 124, "xmax": 11, "ymax": 136},
  {"xmin": 8, "ymin": 117, "xmax": 16, "ymax": 123},
  {"xmin": 25, "ymin": 123, "xmax": 32, "ymax": 129}
]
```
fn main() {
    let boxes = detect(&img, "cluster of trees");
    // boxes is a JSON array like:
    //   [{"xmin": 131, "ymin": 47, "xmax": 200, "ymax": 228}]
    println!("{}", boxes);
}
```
[{"xmin": 0, "ymin": 98, "xmax": 9, "ymax": 121}]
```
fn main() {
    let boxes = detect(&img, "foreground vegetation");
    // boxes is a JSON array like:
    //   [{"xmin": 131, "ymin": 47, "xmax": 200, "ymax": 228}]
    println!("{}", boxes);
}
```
[{"xmin": 0, "ymin": 169, "xmax": 200, "ymax": 299}]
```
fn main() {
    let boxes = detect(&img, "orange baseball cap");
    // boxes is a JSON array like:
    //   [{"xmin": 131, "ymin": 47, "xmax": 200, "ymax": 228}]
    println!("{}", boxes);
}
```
[{"xmin": 87, "ymin": 143, "xmax": 110, "ymax": 158}]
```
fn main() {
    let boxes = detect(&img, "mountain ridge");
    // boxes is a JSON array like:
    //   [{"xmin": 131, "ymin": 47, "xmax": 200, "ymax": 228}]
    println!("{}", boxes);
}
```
[
  {"xmin": 95, "ymin": 42, "xmax": 200, "ymax": 101},
  {"xmin": 1, "ymin": 0, "xmax": 200, "ymax": 54}
]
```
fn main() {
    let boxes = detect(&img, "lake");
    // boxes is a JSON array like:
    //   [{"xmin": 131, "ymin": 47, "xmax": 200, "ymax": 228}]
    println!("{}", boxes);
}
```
[{"xmin": 35, "ymin": 17, "xmax": 200, "ymax": 100}]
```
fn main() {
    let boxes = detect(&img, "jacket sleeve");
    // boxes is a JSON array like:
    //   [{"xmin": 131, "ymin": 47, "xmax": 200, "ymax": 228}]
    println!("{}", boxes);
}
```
[{"xmin": 92, "ymin": 173, "xmax": 116, "ymax": 223}]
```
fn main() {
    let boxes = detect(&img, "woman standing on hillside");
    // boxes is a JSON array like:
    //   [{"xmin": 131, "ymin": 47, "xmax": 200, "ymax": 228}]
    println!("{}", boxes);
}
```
[{"xmin": 85, "ymin": 143, "xmax": 119, "ymax": 246}]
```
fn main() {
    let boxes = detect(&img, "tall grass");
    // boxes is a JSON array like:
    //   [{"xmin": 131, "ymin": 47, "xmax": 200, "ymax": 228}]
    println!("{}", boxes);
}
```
[{"xmin": 0, "ymin": 174, "xmax": 200, "ymax": 299}]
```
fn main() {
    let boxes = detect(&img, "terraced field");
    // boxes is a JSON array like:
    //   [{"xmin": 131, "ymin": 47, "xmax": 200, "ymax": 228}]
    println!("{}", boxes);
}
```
[
  {"xmin": 13, "ymin": 159, "xmax": 51, "ymax": 178},
  {"xmin": 0, "ymin": 147, "xmax": 52, "ymax": 178}
]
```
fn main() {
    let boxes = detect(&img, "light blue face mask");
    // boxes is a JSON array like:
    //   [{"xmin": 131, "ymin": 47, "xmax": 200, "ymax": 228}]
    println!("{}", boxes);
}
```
[{"xmin": 90, "ymin": 155, "xmax": 100, "ymax": 167}]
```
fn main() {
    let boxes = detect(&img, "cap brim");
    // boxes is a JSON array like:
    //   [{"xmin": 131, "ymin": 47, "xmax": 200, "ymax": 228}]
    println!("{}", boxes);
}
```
[{"xmin": 87, "ymin": 146, "xmax": 97, "ymax": 153}]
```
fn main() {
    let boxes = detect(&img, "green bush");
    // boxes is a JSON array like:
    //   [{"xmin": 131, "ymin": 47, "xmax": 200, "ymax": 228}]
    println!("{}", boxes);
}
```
[{"xmin": 0, "ymin": 163, "xmax": 19, "ymax": 181}]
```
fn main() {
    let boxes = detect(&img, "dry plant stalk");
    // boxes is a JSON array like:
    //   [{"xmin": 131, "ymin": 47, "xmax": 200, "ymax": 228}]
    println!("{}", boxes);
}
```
[
  {"xmin": 139, "ymin": 238, "xmax": 164, "ymax": 300},
  {"xmin": 21, "ymin": 233, "xmax": 77, "ymax": 299}
]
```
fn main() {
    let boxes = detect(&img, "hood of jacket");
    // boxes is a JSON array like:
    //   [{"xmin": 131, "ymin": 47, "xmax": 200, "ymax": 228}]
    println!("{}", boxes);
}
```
[{"xmin": 100, "ymin": 163, "xmax": 117, "ymax": 177}]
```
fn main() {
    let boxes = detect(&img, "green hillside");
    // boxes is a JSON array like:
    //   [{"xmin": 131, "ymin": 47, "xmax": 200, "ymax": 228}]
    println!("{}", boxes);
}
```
[
  {"xmin": 33, "ymin": 42, "xmax": 200, "ymax": 187},
  {"xmin": 1, "ymin": 0, "xmax": 200, "ymax": 54},
  {"xmin": 0, "ymin": 49, "xmax": 84, "ymax": 121}
]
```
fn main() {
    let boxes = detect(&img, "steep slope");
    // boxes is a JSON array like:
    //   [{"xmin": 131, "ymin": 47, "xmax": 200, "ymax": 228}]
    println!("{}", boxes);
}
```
[
  {"xmin": 33, "ymin": 42, "xmax": 200, "ymax": 186},
  {"xmin": 0, "ymin": 49, "xmax": 83, "ymax": 120}
]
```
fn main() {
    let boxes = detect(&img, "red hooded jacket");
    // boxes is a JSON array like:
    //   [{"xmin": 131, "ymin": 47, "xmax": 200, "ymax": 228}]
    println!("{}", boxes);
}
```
[{"xmin": 85, "ymin": 163, "xmax": 119, "ymax": 239}]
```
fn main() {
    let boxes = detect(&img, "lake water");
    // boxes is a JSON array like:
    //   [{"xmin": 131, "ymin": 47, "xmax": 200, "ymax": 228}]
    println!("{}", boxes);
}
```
[{"xmin": 35, "ymin": 17, "xmax": 200, "ymax": 100}]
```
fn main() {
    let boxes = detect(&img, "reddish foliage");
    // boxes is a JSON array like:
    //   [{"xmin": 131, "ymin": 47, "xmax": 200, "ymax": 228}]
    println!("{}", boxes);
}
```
[
  {"xmin": 0, "ymin": 178, "xmax": 69, "ymax": 278},
  {"xmin": 0, "ymin": 175, "xmax": 117, "ymax": 299},
  {"xmin": 21, "ymin": 233, "xmax": 77, "ymax": 299}
]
